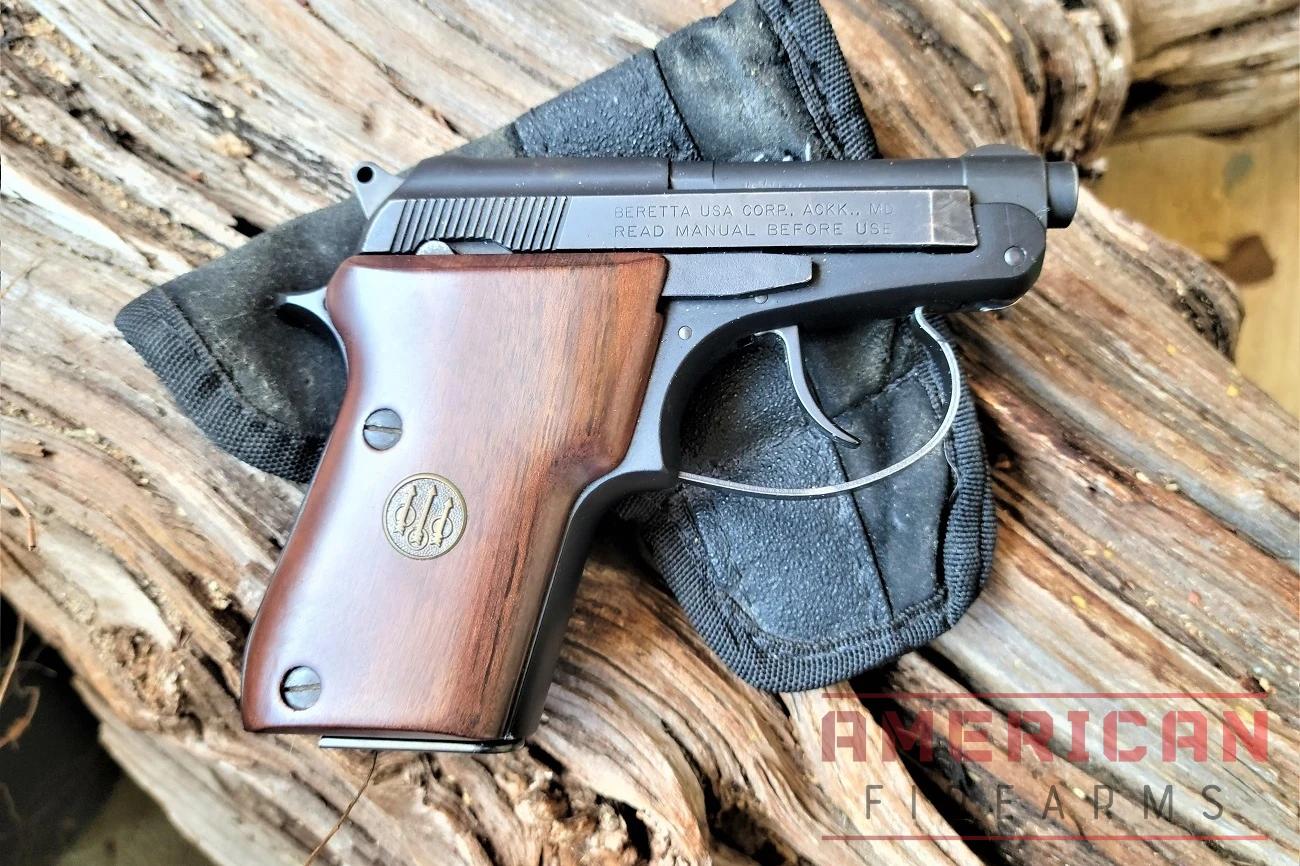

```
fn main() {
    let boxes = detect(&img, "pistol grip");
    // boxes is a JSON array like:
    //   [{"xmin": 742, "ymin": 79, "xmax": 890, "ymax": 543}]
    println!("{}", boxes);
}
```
[{"xmin": 241, "ymin": 253, "xmax": 666, "ymax": 747}]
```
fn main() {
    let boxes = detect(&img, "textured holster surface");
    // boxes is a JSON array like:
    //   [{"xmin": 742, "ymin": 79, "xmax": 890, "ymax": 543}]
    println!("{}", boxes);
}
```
[{"xmin": 117, "ymin": 0, "xmax": 995, "ymax": 692}]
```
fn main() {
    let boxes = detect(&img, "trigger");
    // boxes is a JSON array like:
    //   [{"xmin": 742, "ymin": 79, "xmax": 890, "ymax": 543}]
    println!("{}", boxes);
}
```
[{"xmin": 766, "ymin": 326, "xmax": 860, "ymax": 448}]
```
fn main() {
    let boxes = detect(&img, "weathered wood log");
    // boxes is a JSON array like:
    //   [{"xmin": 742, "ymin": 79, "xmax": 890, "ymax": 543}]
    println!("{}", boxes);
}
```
[
  {"xmin": 1118, "ymin": 7, "xmax": 1300, "ymax": 140},
  {"xmin": 1, "ymin": 1, "xmax": 1296, "ymax": 865}
]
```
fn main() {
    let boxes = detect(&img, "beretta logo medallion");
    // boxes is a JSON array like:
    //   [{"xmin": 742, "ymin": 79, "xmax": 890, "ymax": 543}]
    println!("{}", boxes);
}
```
[{"xmin": 382, "ymin": 473, "xmax": 467, "ymax": 559}]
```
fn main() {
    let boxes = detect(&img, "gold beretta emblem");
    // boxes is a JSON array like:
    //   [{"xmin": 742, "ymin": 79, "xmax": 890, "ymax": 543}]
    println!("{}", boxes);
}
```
[{"xmin": 382, "ymin": 473, "xmax": 467, "ymax": 559}]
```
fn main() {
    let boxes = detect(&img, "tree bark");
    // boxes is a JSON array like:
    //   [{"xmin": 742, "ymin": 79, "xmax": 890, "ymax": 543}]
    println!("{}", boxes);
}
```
[{"xmin": 1, "ymin": 1, "xmax": 1296, "ymax": 865}]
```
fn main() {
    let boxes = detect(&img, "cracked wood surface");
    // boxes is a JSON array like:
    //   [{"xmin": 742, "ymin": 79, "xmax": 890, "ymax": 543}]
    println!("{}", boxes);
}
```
[{"xmin": 1, "ymin": 1, "xmax": 1297, "ymax": 864}]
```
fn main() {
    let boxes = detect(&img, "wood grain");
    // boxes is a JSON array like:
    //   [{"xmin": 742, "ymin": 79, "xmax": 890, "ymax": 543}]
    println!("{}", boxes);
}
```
[
  {"xmin": 1, "ymin": 1, "xmax": 1296, "ymax": 864},
  {"xmin": 243, "ymin": 253, "xmax": 666, "ymax": 740}
]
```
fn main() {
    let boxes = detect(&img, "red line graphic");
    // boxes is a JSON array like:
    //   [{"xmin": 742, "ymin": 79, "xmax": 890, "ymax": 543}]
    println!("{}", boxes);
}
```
[
  {"xmin": 822, "ymin": 834, "xmax": 1269, "ymax": 842},
  {"xmin": 822, "ymin": 692, "xmax": 1269, "ymax": 699}
]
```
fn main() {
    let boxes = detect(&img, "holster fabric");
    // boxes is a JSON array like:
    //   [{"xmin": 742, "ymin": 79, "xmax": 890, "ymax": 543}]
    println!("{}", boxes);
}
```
[{"xmin": 117, "ymin": 0, "xmax": 996, "ymax": 692}]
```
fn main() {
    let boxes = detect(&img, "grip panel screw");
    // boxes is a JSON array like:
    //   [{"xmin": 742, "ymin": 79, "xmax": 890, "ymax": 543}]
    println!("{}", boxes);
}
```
[
  {"xmin": 363, "ymin": 408, "xmax": 403, "ymax": 450},
  {"xmin": 280, "ymin": 666, "xmax": 321, "ymax": 710}
]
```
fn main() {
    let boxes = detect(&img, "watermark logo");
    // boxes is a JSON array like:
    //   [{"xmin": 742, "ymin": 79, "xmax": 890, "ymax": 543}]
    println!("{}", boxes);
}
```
[{"xmin": 818, "ymin": 689, "xmax": 1274, "ymax": 844}]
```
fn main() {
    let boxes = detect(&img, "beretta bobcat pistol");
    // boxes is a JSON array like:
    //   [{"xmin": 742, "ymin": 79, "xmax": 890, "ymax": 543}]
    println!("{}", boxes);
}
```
[{"xmin": 240, "ymin": 145, "xmax": 1077, "ymax": 752}]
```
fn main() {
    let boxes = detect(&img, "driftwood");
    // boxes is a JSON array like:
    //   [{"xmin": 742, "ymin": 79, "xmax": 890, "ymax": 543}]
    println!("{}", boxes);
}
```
[
  {"xmin": 1120, "ymin": 2, "xmax": 1299, "ymax": 139},
  {"xmin": 2, "ymin": 1, "xmax": 1297, "ymax": 864}
]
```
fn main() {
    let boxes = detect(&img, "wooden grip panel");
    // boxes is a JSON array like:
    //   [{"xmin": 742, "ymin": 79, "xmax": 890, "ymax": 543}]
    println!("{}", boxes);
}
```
[{"xmin": 242, "ymin": 253, "xmax": 666, "ymax": 741}]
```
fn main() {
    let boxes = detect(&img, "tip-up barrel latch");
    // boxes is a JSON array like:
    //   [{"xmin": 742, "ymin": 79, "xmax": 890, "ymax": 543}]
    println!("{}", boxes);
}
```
[{"xmin": 661, "ymin": 253, "xmax": 813, "ymax": 299}]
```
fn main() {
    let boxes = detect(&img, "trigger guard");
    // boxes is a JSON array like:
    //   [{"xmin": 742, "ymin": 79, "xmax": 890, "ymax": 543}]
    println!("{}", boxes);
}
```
[{"xmin": 675, "ymin": 307, "xmax": 960, "ymax": 499}]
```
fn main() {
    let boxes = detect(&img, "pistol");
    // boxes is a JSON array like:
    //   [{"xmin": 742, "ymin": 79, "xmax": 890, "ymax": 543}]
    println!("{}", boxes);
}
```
[{"xmin": 241, "ymin": 145, "xmax": 1077, "ymax": 751}]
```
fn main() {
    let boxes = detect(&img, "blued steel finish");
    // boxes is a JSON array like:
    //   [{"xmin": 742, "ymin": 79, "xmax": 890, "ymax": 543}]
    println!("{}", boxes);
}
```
[
  {"xmin": 360, "ymin": 145, "xmax": 1076, "ymax": 255},
  {"xmin": 254, "ymin": 146, "xmax": 1078, "ymax": 754},
  {"xmin": 367, "ymin": 188, "xmax": 978, "ymax": 253}
]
